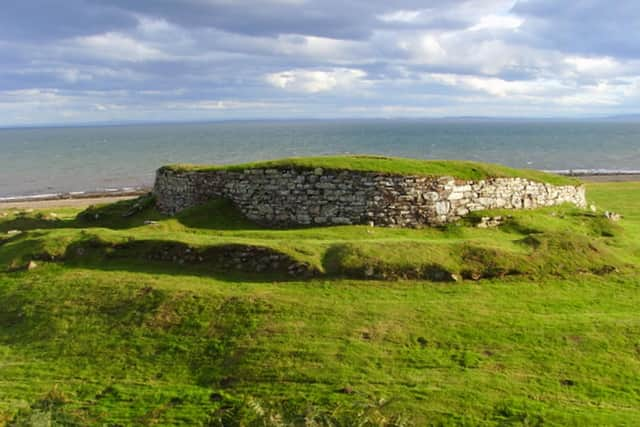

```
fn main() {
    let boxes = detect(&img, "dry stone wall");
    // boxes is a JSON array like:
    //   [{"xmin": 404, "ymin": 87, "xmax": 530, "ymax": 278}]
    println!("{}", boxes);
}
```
[{"xmin": 153, "ymin": 167, "xmax": 586, "ymax": 227}]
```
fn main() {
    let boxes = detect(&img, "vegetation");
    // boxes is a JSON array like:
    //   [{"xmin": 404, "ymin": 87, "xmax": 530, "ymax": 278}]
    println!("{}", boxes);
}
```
[
  {"xmin": 163, "ymin": 155, "xmax": 579, "ymax": 186},
  {"xmin": 0, "ymin": 180, "xmax": 638, "ymax": 425}
]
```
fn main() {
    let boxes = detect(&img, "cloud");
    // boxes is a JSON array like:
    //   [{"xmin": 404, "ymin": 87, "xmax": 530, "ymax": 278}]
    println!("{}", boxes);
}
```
[
  {"xmin": 378, "ymin": 9, "xmax": 427, "ymax": 23},
  {"xmin": 2, "ymin": 0, "xmax": 640, "ymax": 124},
  {"xmin": 424, "ymin": 72, "xmax": 566, "ymax": 97},
  {"xmin": 265, "ymin": 68, "xmax": 368, "ymax": 93},
  {"xmin": 512, "ymin": 0, "xmax": 640, "ymax": 58},
  {"xmin": 68, "ymin": 32, "xmax": 170, "ymax": 62},
  {"xmin": 469, "ymin": 14, "xmax": 523, "ymax": 31}
]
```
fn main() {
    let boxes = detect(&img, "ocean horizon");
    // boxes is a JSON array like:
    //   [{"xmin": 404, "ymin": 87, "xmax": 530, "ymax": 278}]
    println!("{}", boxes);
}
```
[{"xmin": 2, "ymin": 119, "xmax": 640, "ymax": 199}]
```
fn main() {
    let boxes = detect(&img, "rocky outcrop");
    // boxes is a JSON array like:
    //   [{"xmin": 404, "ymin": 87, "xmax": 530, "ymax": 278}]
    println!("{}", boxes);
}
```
[{"xmin": 153, "ymin": 167, "xmax": 586, "ymax": 227}]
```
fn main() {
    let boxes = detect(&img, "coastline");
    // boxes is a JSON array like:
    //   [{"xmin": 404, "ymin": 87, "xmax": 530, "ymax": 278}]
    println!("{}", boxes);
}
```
[
  {"xmin": 0, "ymin": 188, "xmax": 149, "ymax": 210},
  {"xmin": 574, "ymin": 174, "xmax": 640, "ymax": 182}
]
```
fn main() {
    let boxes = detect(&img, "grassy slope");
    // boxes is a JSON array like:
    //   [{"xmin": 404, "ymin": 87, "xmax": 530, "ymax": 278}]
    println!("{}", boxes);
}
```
[
  {"xmin": 0, "ymin": 182, "xmax": 638, "ymax": 425},
  {"xmin": 164, "ymin": 155, "xmax": 579, "ymax": 186}
]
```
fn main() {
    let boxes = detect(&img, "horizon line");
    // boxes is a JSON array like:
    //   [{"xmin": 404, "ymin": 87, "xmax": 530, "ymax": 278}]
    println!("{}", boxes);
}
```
[{"xmin": 2, "ymin": 114, "xmax": 640, "ymax": 130}]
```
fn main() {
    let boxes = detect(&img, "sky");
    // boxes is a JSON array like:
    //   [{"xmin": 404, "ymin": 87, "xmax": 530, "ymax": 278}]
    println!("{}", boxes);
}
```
[{"xmin": 2, "ymin": 0, "xmax": 640, "ymax": 126}]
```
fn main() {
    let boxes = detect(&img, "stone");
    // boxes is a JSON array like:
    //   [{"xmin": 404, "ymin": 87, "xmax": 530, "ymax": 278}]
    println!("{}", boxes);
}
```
[
  {"xmin": 435, "ymin": 201, "xmax": 450, "ymax": 215},
  {"xmin": 26, "ymin": 260, "xmax": 38, "ymax": 270},
  {"xmin": 604, "ymin": 211, "xmax": 622, "ymax": 222},
  {"xmin": 448, "ymin": 191, "xmax": 465, "ymax": 201},
  {"xmin": 153, "ymin": 167, "xmax": 586, "ymax": 228},
  {"xmin": 422, "ymin": 191, "xmax": 439, "ymax": 202},
  {"xmin": 477, "ymin": 216, "xmax": 505, "ymax": 228}
]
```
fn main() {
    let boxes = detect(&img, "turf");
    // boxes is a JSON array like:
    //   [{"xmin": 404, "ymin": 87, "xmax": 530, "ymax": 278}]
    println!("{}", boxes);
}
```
[
  {"xmin": 0, "ymin": 181, "xmax": 638, "ymax": 425},
  {"xmin": 163, "ymin": 155, "xmax": 579, "ymax": 186}
]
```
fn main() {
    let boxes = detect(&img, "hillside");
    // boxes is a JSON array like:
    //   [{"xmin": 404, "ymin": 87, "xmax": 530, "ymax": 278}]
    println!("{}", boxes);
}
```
[{"xmin": 0, "ymin": 178, "xmax": 638, "ymax": 425}]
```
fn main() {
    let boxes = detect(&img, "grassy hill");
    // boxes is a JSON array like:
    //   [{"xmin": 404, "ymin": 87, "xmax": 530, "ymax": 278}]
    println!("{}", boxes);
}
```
[
  {"xmin": 0, "ymin": 178, "xmax": 638, "ymax": 425},
  {"xmin": 163, "ymin": 155, "xmax": 579, "ymax": 186}
]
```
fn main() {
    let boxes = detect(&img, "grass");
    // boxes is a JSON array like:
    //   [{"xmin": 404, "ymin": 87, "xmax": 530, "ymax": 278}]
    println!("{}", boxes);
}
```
[
  {"xmin": 163, "ymin": 155, "xmax": 579, "ymax": 186},
  {"xmin": 0, "ymin": 180, "xmax": 638, "ymax": 425}
]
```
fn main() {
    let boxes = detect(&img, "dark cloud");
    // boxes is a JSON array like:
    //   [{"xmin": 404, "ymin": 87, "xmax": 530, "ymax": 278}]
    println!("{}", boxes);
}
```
[
  {"xmin": 0, "ymin": 0, "xmax": 137, "ymax": 40},
  {"xmin": 94, "ymin": 0, "xmax": 464, "ymax": 40},
  {"xmin": 512, "ymin": 0, "xmax": 640, "ymax": 58}
]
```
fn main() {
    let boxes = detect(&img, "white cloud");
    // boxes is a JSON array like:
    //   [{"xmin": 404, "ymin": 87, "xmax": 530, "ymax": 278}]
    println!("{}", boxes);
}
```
[
  {"xmin": 425, "ymin": 73, "xmax": 564, "ymax": 97},
  {"xmin": 469, "ymin": 14, "xmax": 523, "ymax": 31},
  {"xmin": 564, "ymin": 56, "xmax": 620, "ymax": 74},
  {"xmin": 69, "ymin": 32, "xmax": 169, "ymax": 62},
  {"xmin": 166, "ymin": 100, "xmax": 288, "ymax": 110},
  {"xmin": 377, "ymin": 9, "xmax": 426, "ymax": 23},
  {"xmin": 0, "ymin": 89, "xmax": 70, "ymax": 105},
  {"xmin": 265, "ymin": 68, "xmax": 368, "ymax": 93}
]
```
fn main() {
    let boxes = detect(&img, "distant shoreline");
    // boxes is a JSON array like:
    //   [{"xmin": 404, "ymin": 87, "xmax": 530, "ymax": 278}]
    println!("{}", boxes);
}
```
[{"xmin": 576, "ymin": 174, "xmax": 640, "ymax": 183}]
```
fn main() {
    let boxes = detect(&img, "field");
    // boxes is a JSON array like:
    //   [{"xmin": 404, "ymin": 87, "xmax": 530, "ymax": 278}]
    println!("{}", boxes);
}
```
[{"xmin": 0, "ymin": 179, "xmax": 638, "ymax": 426}]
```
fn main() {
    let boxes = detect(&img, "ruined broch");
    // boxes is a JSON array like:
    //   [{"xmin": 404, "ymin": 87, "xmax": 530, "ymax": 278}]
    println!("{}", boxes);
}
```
[{"xmin": 153, "ymin": 158, "xmax": 586, "ymax": 228}]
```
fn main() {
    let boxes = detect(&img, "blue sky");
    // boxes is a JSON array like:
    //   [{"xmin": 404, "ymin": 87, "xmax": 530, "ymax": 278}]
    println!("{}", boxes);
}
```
[{"xmin": 2, "ymin": 0, "xmax": 640, "ymax": 126}]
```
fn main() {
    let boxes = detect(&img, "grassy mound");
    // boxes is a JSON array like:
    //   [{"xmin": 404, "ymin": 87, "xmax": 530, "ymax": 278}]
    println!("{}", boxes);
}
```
[
  {"xmin": 163, "ymin": 155, "xmax": 579, "ymax": 186},
  {"xmin": 0, "ymin": 181, "xmax": 639, "ymax": 424},
  {"xmin": 0, "ymin": 187, "xmax": 633, "ymax": 282}
]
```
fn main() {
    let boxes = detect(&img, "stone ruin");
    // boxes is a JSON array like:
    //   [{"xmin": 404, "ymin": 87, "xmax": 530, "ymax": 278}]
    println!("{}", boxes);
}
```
[{"xmin": 153, "ymin": 165, "xmax": 586, "ymax": 228}]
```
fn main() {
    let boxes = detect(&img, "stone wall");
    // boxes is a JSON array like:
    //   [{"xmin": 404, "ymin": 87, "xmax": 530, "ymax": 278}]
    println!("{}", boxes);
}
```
[{"xmin": 153, "ymin": 167, "xmax": 586, "ymax": 227}]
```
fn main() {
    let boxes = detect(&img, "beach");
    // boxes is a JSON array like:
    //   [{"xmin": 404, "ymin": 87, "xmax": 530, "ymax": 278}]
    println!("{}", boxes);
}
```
[{"xmin": 0, "ymin": 195, "xmax": 139, "ymax": 210}]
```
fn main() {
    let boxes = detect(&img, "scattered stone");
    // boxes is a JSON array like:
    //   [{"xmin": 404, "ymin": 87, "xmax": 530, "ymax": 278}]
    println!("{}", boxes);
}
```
[
  {"xmin": 463, "ymin": 270, "xmax": 483, "ymax": 281},
  {"xmin": 26, "ymin": 260, "xmax": 38, "ymax": 270},
  {"xmin": 604, "ymin": 211, "xmax": 622, "ymax": 222},
  {"xmin": 476, "ymin": 216, "xmax": 505, "ymax": 228},
  {"xmin": 338, "ymin": 386, "xmax": 354, "ymax": 394},
  {"xmin": 7, "ymin": 230, "xmax": 21, "ymax": 235},
  {"xmin": 143, "ymin": 220, "xmax": 159, "ymax": 225},
  {"xmin": 364, "ymin": 265, "xmax": 375, "ymax": 278}
]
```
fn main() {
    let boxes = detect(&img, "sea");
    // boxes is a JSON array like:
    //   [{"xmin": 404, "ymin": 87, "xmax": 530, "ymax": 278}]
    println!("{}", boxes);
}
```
[{"xmin": 1, "ymin": 119, "xmax": 640, "ymax": 200}]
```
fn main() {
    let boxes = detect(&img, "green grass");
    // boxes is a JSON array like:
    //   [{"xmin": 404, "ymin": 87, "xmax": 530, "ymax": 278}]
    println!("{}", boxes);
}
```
[
  {"xmin": 163, "ymin": 155, "xmax": 579, "ymax": 186},
  {"xmin": 0, "ymin": 180, "xmax": 638, "ymax": 425}
]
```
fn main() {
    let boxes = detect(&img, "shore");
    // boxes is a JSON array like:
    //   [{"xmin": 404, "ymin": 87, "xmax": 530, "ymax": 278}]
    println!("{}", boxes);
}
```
[
  {"xmin": 0, "ymin": 174, "xmax": 638, "ymax": 210},
  {"xmin": 576, "ymin": 174, "xmax": 640, "ymax": 183},
  {"xmin": 0, "ymin": 195, "xmax": 140, "ymax": 210},
  {"xmin": 0, "ymin": 188, "xmax": 148, "ymax": 210}
]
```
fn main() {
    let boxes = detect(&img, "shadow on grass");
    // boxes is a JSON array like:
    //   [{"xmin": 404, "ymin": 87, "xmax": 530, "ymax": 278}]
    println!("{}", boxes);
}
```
[
  {"xmin": 1, "ymin": 196, "xmax": 270, "ymax": 233},
  {"xmin": 61, "ymin": 237, "xmax": 317, "ymax": 283},
  {"xmin": 0, "ymin": 195, "xmax": 162, "ymax": 232},
  {"xmin": 173, "ymin": 199, "xmax": 260, "ymax": 230}
]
